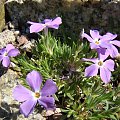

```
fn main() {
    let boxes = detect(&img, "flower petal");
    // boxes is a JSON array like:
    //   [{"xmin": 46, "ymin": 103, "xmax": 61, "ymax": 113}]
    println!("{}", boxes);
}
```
[
  {"xmin": 8, "ymin": 49, "xmax": 20, "ymax": 57},
  {"xmin": 20, "ymin": 98, "xmax": 37, "ymax": 117},
  {"xmin": 108, "ymin": 44, "xmax": 119, "ymax": 58},
  {"xmin": 90, "ymin": 42, "xmax": 99, "ymax": 49},
  {"xmin": 100, "ymin": 67, "xmax": 111, "ymax": 84},
  {"xmin": 0, "ymin": 48, "xmax": 6, "ymax": 54},
  {"xmin": 13, "ymin": 85, "xmax": 33, "ymax": 102},
  {"xmin": 85, "ymin": 64, "xmax": 99, "ymax": 77},
  {"xmin": 6, "ymin": 44, "xmax": 15, "ymax": 53},
  {"xmin": 104, "ymin": 59, "xmax": 115, "ymax": 71},
  {"xmin": 106, "ymin": 33, "xmax": 117, "ymax": 39},
  {"xmin": 82, "ymin": 32, "xmax": 93, "ymax": 42},
  {"xmin": 26, "ymin": 70, "xmax": 42, "ymax": 92},
  {"xmin": 2, "ymin": 56, "xmax": 10, "ymax": 67},
  {"xmin": 111, "ymin": 40, "xmax": 120, "ymax": 47},
  {"xmin": 47, "ymin": 17, "xmax": 62, "ymax": 29},
  {"xmin": 38, "ymin": 97, "xmax": 55, "ymax": 110},
  {"xmin": 0, "ymin": 55, "xmax": 3, "ymax": 61},
  {"xmin": 101, "ymin": 33, "xmax": 117, "ymax": 41},
  {"xmin": 48, "ymin": 24, "xmax": 59, "ymax": 29},
  {"xmin": 97, "ymin": 48, "xmax": 109, "ymax": 61},
  {"xmin": 44, "ymin": 19, "xmax": 52, "ymax": 23},
  {"xmin": 90, "ymin": 30, "xmax": 101, "ymax": 39},
  {"xmin": 100, "ymin": 41, "xmax": 111, "ymax": 49},
  {"xmin": 27, "ymin": 21, "xmax": 45, "ymax": 33},
  {"xmin": 50, "ymin": 17, "xmax": 62, "ymax": 26},
  {"xmin": 41, "ymin": 80, "xmax": 58, "ymax": 96},
  {"xmin": 82, "ymin": 58, "xmax": 98, "ymax": 63}
]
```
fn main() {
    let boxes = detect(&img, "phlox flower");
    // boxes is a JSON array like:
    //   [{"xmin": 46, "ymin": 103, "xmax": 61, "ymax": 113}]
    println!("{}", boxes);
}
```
[
  {"xmin": 13, "ymin": 70, "xmax": 58, "ymax": 117},
  {"xmin": 27, "ymin": 17, "xmax": 62, "ymax": 34},
  {"xmin": 83, "ymin": 48, "xmax": 115, "ymax": 84},
  {"xmin": 82, "ymin": 30, "xmax": 110, "ymax": 49},
  {"xmin": 101, "ymin": 32, "xmax": 120, "ymax": 58},
  {"xmin": 0, "ymin": 44, "xmax": 20, "ymax": 67}
]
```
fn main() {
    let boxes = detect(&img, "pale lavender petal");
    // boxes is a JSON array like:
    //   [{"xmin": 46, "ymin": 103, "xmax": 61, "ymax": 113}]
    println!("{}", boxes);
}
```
[
  {"xmin": 26, "ymin": 70, "xmax": 42, "ymax": 92},
  {"xmin": 101, "ymin": 33, "xmax": 117, "ymax": 41},
  {"xmin": 44, "ymin": 19, "xmax": 52, "ymax": 23},
  {"xmin": 97, "ymin": 48, "xmax": 109, "ymax": 61},
  {"xmin": 48, "ymin": 24, "xmax": 59, "ymax": 29},
  {"xmin": 104, "ymin": 59, "xmax": 115, "ymax": 71},
  {"xmin": 0, "ymin": 55, "xmax": 3, "ymax": 61},
  {"xmin": 90, "ymin": 30, "xmax": 101, "ymax": 39},
  {"xmin": 27, "ymin": 21, "xmax": 38, "ymax": 24},
  {"xmin": 6, "ymin": 44, "xmax": 15, "ymax": 53},
  {"xmin": 82, "ymin": 32, "xmax": 93, "ymax": 42},
  {"xmin": 0, "ymin": 48, "xmax": 6, "ymax": 54},
  {"xmin": 47, "ymin": 17, "xmax": 62, "ymax": 29},
  {"xmin": 90, "ymin": 42, "xmax": 99, "ymax": 49},
  {"xmin": 41, "ymin": 80, "xmax": 58, "ymax": 96},
  {"xmin": 8, "ymin": 49, "xmax": 20, "ymax": 57},
  {"xmin": 82, "ymin": 58, "xmax": 98, "ymax": 63},
  {"xmin": 2, "ymin": 56, "xmax": 10, "ymax": 67},
  {"xmin": 100, "ymin": 41, "xmax": 111, "ymax": 49},
  {"xmin": 38, "ymin": 97, "xmax": 55, "ymax": 109},
  {"xmin": 13, "ymin": 85, "xmax": 33, "ymax": 102},
  {"xmin": 100, "ymin": 67, "xmax": 111, "ymax": 84},
  {"xmin": 50, "ymin": 17, "xmax": 62, "ymax": 26},
  {"xmin": 111, "ymin": 40, "xmax": 120, "ymax": 47},
  {"xmin": 106, "ymin": 33, "xmax": 117, "ymax": 40},
  {"xmin": 20, "ymin": 98, "xmax": 37, "ymax": 117},
  {"xmin": 108, "ymin": 44, "xmax": 119, "ymax": 58},
  {"xmin": 28, "ymin": 22, "xmax": 45, "ymax": 33},
  {"xmin": 85, "ymin": 64, "xmax": 99, "ymax": 77}
]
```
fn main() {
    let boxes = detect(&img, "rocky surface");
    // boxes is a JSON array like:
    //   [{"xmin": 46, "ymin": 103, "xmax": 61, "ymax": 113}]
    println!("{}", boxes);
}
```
[
  {"xmin": 5, "ymin": 0, "xmax": 120, "ymax": 37},
  {"xmin": 0, "ymin": 29, "xmax": 16, "ymax": 48},
  {"xmin": 0, "ymin": 0, "xmax": 5, "ymax": 32}
]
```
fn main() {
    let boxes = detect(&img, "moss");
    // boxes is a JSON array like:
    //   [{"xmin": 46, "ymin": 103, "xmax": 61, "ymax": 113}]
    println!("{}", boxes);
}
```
[{"xmin": 0, "ymin": 0, "xmax": 5, "ymax": 32}]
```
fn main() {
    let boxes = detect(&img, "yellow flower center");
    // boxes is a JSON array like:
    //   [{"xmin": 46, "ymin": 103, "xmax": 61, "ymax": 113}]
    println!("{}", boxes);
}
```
[
  {"xmin": 34, "ymin": 92, "xmax": 40, "ymax": 98},
  {"xmin": 98, "ymin": 61, "xmax": 103, "ymax": 66},
  {"xmin": 95, "ymin": 41, "xmax": 100, "ymax": 44},
  {"xmin": 4, "ymin": 52, "xmax": 8, "ymax": 56},
  {"xmin": 94, "ymin": 38, "xmax": 100, "ymax": 45}
]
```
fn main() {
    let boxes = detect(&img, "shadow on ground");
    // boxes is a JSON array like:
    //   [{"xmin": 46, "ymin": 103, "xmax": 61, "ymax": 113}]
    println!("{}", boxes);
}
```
[
  {"xmin": 0, "ymin": 64, "xmax": 8, "ymax": 77},
  {"xmin": 0, "ymin": 102, "xmax": 19, "ymax": 120}
]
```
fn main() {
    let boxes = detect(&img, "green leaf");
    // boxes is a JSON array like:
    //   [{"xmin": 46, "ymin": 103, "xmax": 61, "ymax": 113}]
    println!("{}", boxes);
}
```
[{"xmin": 66, "ymin": 93, "xmax": 74, "ymax": 100}]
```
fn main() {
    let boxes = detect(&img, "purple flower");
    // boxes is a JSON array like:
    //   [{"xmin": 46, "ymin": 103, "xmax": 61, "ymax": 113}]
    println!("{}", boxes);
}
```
[
  {"xmin": 0, "ymin": 44, "xmax": 20, "ymax": 67},
  {"xmin": 27, "ymin": 17, "xmax": 62, "ymax": 33},
  {"xmin": 101, "ymin": 33, "xmax": 120, "ymax": 58},
  {"xmin": 13, "ymin": 70, "xmax": 58, "ymax": 117},
  {"xmin": 83, "ymin": 48, "xmax": 115, "ymax": 84},
  {"xmin": 82, "ymin": 30, "xmax": 110, "ymax": 49}
]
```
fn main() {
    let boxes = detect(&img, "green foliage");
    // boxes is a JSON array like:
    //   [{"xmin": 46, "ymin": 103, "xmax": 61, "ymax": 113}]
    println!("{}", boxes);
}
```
[{"xmin": 14, "ymin": 32, "xmax": 120, "ymax": 120}]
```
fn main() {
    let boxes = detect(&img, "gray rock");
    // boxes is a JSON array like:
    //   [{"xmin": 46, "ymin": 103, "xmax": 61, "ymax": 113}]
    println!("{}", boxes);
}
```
[
  {"xmin": 0, "ymin": 29, "xmax": 16, "ymax": 48},
  {"xmin": 5, "ymin": 0, "xmax": 120, "ymax": 36}
]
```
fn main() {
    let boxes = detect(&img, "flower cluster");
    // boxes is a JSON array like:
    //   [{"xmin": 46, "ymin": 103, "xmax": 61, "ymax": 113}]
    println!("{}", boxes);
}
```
[
  {"xmin": 2, "ymin": 16, "xmax": 119, "ymax": 119},
  {"xmin": 82, "ymin": 30, "xmax": 120, "ymax": 84},
  {"xmin": 0, "ymin": 17, "xmax": 61, "ymax": 117},
  {"xmin": 12, "ymin": 17, "xmax": 61, "ymax": 117}
]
